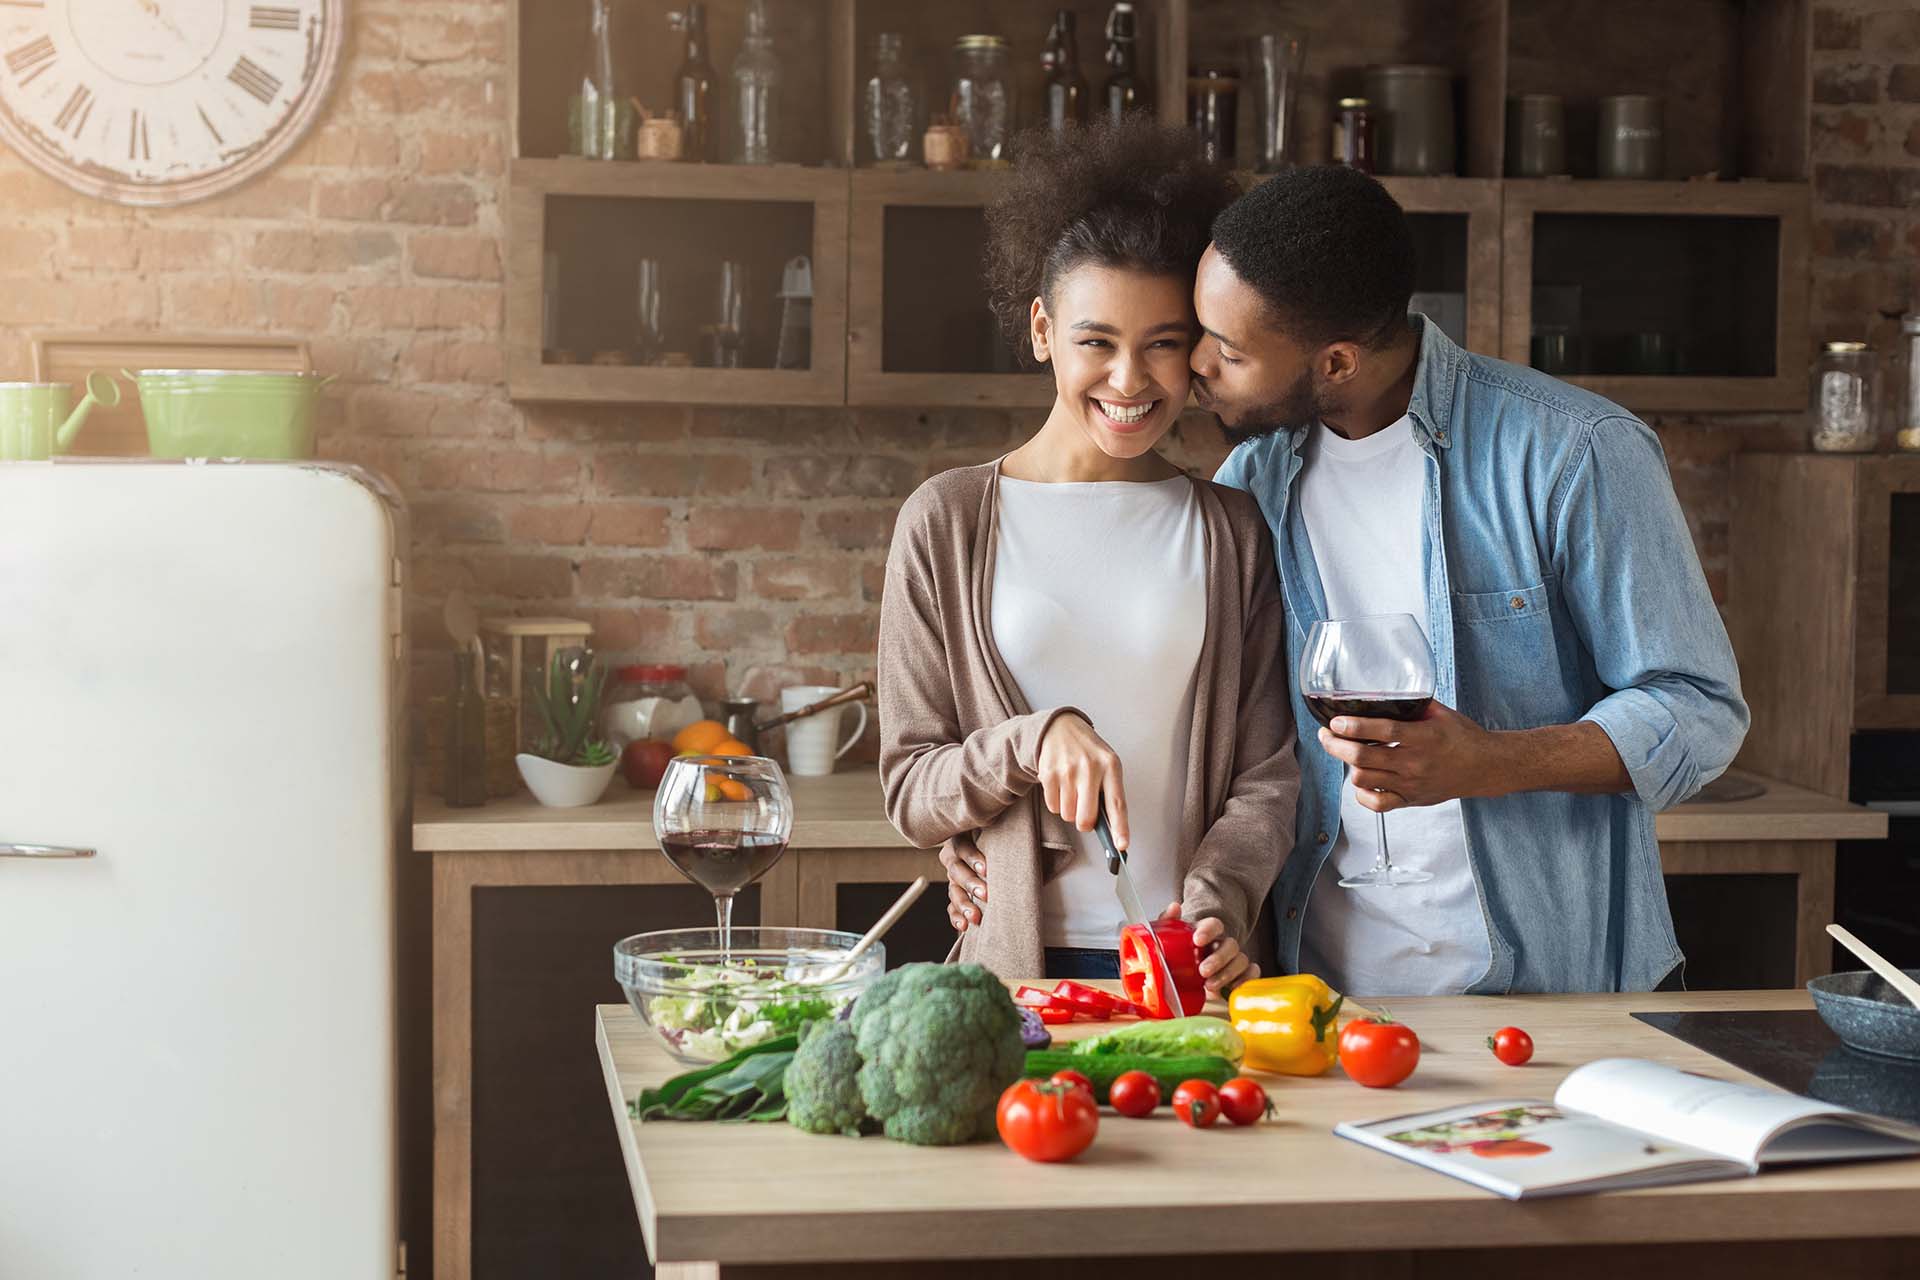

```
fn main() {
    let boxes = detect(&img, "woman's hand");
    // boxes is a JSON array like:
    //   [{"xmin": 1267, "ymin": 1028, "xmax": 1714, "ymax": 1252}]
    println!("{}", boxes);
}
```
[
  {"xmin": 1161, "ymin": 901, "xmax": 1259, "ymax": 995},
  {"xmin": 1037, "ymin": 713, "xmax": 1130, "ymax": 849},
  {"xmin": 941, "ymin": 836, "xmax": 987, "ymax": 933}
]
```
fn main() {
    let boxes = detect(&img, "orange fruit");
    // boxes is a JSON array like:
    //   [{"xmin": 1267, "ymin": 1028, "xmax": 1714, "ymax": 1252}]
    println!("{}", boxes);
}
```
[
  {"xmin": 671, "ymin": 720, "xmax": 728, "ymax": 754},
  {"xmin": 716, "ymin": 778, "xmax": 752, "ymax": 802},
  {"xmin": 711, "ymin": 738, "xmax": 753, "ymax": 757}
]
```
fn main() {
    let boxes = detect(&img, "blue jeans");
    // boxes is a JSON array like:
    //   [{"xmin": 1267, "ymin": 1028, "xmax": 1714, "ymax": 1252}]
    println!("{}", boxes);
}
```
[{"xmin": 1044, "ymin": 947, "xmax": 1119, "ymax": 981}]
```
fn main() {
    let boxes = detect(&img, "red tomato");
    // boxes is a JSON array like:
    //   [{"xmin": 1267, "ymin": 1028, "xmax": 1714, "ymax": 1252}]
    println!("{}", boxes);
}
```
[
  {"xmin": 1108, "ymin": 1070, "xmax": 1161, "ymax": 1118},
  {"xmin": 1049, "ymin": 1069, "xmax": 1094, "ymax": 1095},
  {"xmin": 996, "ymin": 1079, "xmax": 1099, "ymax": 1162},
  {"xmin": 1171, "ymin": 1079, "xmax": 1221, "ymax": 1128},
  {"xmin": 1487, "ymin": 1026, "xmax": 1534, "ymax": 1066},
  {"xmin": 1338, "ymin": 1015, "xmax": 1421, "ymax": 1088},
  {"xmin": 1216, "ymin": 1077, "xmax": 1273, "ymax": 1127}
]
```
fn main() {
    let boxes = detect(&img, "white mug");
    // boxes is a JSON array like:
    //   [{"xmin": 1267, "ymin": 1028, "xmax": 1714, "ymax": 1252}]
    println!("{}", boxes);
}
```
[{"xmin": 780, "ymin": 685, "xmax": 868, "ymax": 777}]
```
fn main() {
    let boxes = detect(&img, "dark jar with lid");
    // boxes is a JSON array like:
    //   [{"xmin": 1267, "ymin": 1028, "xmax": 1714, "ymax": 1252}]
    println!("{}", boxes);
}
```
[
  {"xmin": 1188, "ymin": 66, "xmax": 1240, "ymax": 166},
  {"xmin": 1332, "ymin": 96, "xmax": 1375, "ymax": 172}
]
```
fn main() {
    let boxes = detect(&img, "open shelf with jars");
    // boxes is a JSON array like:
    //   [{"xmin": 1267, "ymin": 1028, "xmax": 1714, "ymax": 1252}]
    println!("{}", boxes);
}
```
[{"xmin": 504, "ymin": 0, "xmax": 1813, "ymax": 414}]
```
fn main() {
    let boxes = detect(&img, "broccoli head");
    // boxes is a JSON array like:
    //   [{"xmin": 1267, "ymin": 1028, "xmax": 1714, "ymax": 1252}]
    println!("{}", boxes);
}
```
[
  {"xmin": 785, "ymin": 1019, "xmax": 868, "ymax": 1137},
  {"xmin": 850, "ymin": 963, "xmax": 1026, "ymax": 1146}
]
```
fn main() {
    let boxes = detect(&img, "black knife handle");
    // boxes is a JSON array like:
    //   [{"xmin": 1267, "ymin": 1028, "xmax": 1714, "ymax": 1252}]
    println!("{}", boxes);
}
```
[{"xmin": 1095, "ymin": 795, "xmax": 1124, "ymax": 874}]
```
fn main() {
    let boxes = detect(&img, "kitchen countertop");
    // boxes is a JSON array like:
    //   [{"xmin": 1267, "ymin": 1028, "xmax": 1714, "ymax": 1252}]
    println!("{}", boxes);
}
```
[
  {"xmin": 413, "ymin": 767, "xmax": 1886, "ymax": 852},
  {"xmin": 593, "ymin": 988, "xmax": 1920, "ymax": 1272}
]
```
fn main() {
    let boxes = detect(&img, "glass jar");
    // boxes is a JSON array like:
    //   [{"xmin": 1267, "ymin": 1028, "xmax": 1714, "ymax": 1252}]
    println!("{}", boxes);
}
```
[
  {"xmin": 951, "ymin": 35, "xmax": 1013, "ymax": 166},
  {"xmin": 1900, "ymin": 314, "xmax": 1920, "ymax": 453},
  {"xmin": 1810, "ymin": 341, "xmax": 1880, "ymax": 454},
  {"xmin": 864, "ymin": 32, "xmax": 919, "ymax": 165},
  {"xmin": 604, "ymin": 664, "xmax": 705, "ymax": 747},
  {"xmin": 1333, "ymin": 96, "xmax": 1375, "ymax": 173},
  {"xmin": 1188, "ymin": 66, "xmax": 1239, "ymax": 166}
]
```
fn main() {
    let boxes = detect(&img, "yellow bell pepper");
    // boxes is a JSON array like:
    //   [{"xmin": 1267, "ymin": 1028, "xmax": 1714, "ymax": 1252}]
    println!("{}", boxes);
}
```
[{"xmin": 1228, "ymin": 974, "xmax": 1344, "ymax": 1076}]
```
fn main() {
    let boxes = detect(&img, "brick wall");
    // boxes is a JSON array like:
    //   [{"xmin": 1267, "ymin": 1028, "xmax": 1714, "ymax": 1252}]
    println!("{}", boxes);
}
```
[{"xmin": 2, "ymin": 0, "xmax": 1914, "ymax": 760}]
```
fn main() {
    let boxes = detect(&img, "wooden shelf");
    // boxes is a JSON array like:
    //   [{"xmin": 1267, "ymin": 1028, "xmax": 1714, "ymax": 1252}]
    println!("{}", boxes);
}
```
[
  {"xmin": 1500, "ymin": 179, "xmax": 1809, "ymax": 412},
  {"xmin": 504, "ymin": 159, "xmax": 850, "ymax": 405},
  {"xmin": 503, "ymin": 1, "xmax": 1812, "ymax": 413}
]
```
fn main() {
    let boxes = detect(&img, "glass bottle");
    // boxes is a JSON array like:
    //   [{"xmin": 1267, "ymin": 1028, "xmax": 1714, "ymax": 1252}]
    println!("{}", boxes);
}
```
[
  {"xmin": 570, "ymin": 0, "xmax": 630, "ymax": 160},
  {"xmin": 1252, "ymin": 31, "xmax": 1307, "ymax": 172},
  {"xmin": 1101, "ymin": 3, "xmax": 1147, "ymax": 122},
  {"xmin": 951, "ymin": 35, "xmax": 1013, "ymax": 166},
  {"xmin": 1810, "ymin": 341, "xmax": 1879, "ymax": 453},
  {"xmin": 729, "ymin": 0, "xmax": 780, "ymax": 165},
  {"xmin": 671, "ymin": 1, "xmax": 717, "ymax": 163},
  {"xmin": 445, "ymin": 651, "xmax": 487, "ymax": 808},
  {"xmin": 1899, "ymin": 314, "xmax": 1920, "ymax": 453},
  {"xmin": 1043, "ymin": 10, "xmax": 1088, "ymax": 136},
  {"xmin": 864, "ymin": 32, "xmax": 918, "ymax": 166}
]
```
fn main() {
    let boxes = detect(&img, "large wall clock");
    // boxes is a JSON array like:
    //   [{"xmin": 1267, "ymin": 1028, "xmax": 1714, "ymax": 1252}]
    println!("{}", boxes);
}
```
[{"xmin": 0, "ymin": 1, "xmax": 345, "ymax": 206}]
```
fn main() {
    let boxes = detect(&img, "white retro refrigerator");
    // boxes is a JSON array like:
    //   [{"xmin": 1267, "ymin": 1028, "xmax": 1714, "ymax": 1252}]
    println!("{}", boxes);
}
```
[{"xmin": 0, "ymin": 461, "xmax": 404, "ymax": 1278}]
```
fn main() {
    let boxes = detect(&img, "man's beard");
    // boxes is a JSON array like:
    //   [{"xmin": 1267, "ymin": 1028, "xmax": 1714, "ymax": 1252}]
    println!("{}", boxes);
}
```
[{"xmin": 1200, "ymin": 368, "xmax": 1326, "ymax": 447}]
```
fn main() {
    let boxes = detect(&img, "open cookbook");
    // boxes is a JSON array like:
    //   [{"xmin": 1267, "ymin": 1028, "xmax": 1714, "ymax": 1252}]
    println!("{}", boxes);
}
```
[{"xmin": 1336, "ymin": 1057, "xmax": 1920, "ymax": 1200}]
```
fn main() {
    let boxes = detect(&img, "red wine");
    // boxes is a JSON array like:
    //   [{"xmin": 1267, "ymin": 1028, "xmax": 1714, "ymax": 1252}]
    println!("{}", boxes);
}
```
[
  {"xmin": 661, "ymin": 830, "xmax": 788, "ymax": 897},
  {"xmin": 1305, "ymin": 693, "xmax": 1433, "ymax": 729}
]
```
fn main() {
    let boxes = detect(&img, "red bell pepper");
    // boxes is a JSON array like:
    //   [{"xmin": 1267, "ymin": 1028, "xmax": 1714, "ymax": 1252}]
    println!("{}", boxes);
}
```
[
  {"xmin": 1015, "ymin": 985, "xmax": 1082, "ymax": 1023},
  {"xmin": 1050, "ymin": 980, "xmax": 1123, "ymax": 1018},
  {"xmin": 1118, "ymin": 919, "xmax": 1206, "ymax": 1018}
]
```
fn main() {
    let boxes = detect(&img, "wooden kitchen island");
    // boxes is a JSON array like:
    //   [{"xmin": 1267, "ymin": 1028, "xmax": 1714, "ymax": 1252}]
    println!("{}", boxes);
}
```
[
  {"xmin": 595, "ymin": 989, "xmax": 1920, "ymax": 1280},
  {"xmin": 417, "ymin": 768, "xmax": 1889, "ymax": 1280}
]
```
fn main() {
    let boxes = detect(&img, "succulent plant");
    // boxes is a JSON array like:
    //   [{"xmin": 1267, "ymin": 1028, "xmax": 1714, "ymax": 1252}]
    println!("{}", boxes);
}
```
[{"xmin": 531, "ymin": 648, "xmax": 615, "ymax": 767}]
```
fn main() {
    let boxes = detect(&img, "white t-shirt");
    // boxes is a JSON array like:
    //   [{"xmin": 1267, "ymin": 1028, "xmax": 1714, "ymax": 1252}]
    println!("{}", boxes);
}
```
[
  {"xmin": 990, "ymin": 474, "xmax": 1206, "ymax": 949},
  {"xmin": 1294, "ymin": 417, "xmax": 1492, "ymax": 996}
]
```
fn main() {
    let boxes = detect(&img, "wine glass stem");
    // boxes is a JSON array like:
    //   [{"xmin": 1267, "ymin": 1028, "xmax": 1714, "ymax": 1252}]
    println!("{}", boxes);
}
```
[
  {"xmin": 715, "ymin": 892, "xmax": 735, "ymax": 963},
  {"xmin": 1373, "ymin": 807, "xmax": 1393, "ymax": 874}
]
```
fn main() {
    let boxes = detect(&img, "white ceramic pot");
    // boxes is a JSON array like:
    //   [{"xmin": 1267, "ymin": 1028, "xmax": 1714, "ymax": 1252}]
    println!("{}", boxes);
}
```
[{"xmin": 515, "ymin": 753, "xmax": 618, "ymax": 808}]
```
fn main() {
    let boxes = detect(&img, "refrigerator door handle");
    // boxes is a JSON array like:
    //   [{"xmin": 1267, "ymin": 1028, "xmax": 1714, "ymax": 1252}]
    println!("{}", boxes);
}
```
[{"xmin": 0, "ymin": 843, "xmax": 96, "ymax": 859}]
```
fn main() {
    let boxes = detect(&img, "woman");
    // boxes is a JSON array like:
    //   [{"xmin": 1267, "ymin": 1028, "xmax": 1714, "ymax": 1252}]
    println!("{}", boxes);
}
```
[{"xmin": 877, "ymin": 119, "xmax": 1300, "ymax": 993}]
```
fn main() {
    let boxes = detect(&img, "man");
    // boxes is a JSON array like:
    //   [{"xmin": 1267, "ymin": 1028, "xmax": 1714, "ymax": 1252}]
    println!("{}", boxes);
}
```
[{"xmin": 1191, "ymin": 166, "xmax": 1748, "ymax": 995}]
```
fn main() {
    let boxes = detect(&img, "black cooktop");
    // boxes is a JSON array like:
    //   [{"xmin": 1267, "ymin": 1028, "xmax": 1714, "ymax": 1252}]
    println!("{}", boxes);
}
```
[{"xmin": 1633, "ymin": 1008, "xmax": 1920, "ymax": 1126}]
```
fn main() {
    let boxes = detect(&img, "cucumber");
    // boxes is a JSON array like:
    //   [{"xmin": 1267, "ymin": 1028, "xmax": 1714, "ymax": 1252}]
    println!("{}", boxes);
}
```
[{"xmin": 1022, "ymin": 1050, "xmax": 1235, "ymax": 1104}]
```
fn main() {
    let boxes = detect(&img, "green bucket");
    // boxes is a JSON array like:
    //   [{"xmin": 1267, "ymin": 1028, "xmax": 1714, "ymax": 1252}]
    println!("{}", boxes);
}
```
[{"xmin": 129, "ymin": 369, "xmax": 333, "ymax": 460}]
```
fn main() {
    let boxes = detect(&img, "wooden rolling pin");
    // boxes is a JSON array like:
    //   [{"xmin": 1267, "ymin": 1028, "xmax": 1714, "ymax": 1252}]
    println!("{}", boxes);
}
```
[{"xmin": 753, "ymin": 681, "xmax": 874, "ymax": 733}]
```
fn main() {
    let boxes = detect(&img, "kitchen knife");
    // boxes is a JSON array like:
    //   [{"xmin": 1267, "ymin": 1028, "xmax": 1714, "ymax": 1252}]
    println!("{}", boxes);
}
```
[{"xmin": 1094, "ymin": 797, "xmax": 1188, "ymax": 1020}]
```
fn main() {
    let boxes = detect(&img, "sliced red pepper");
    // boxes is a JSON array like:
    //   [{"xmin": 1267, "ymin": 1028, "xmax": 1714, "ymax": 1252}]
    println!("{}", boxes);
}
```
[
  {"xmin": 1118, "ymin": 919, "xmax": 1207, "ymax": 1019},
  {"xmin": 1035, "ymin": 1005, "xmax": 1076, "ymax": 1025},
  {"xmin": 1014, "ymin": 985, "xmax": 1059, "ymax": 1008},
  {"xmin": 1050, "ymin": 980, "xmax": 1123, "ymax": 1017}
]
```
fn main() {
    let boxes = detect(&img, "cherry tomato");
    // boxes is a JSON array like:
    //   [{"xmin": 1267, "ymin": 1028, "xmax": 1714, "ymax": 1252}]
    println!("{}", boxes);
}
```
[
  {"xmin": 1338, "ymin": 1015, "xmax": 1421, "ymax": 1088},
  {"xmin": 1049, "ymin": 1069, "xmax": 1094, "ymax": 1095},
  {"xmin": 1216, "ymin": 1077, "xmax": 1274, "ymax": 1127},
  {"xmin": 996, "ymin": 1079, "xmax": 1099, "ymax": 1163},
  {"xmin": 1107, "ymin": 1070, "xmax": 1161, "ymax": 1118},
  {"xmin": 1171, "ymin": 1079, "xmax": 1221, "ymax": 1128},
  {"xmin": 1486, "ymin": 1026, "xmax": 1534, "ymax": 1066}
]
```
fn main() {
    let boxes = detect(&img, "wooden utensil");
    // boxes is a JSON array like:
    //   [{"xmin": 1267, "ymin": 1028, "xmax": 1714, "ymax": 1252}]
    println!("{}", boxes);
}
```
[
  {"xmin": 1827, "ymin": 923, "xmax": 1920, "ymax": 1010},
  {"xmin": 821, "ymin": 875, "xmax": 927, "ymax": 983},
  {"xmin": 754, "ymin": 681, "xmax": 873, "ymax": 733}
]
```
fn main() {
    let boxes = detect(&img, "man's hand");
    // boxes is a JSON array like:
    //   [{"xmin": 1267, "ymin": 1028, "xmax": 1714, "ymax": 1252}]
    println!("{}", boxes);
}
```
[
  {"xmin": 941, "ymin": 835, "xmax": 987, "ymax": 932},
  {"xmin": 1317, "ymin": 703, "xmax": 1632, "ymax": 810}
]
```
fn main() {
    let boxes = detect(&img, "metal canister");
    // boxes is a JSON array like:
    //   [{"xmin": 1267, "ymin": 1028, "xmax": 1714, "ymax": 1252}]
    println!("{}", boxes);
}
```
[
  {"xmin": 1506, "ymin": 93, "xmax": 1565, "ymax": 177},
  {"xmin": 1364, "ymin": 65, "xmax": 1454, "ymax": 176},
  {"xmin": 1598, "ymin": 94, "xmax": 1663, "ymax": 179}
]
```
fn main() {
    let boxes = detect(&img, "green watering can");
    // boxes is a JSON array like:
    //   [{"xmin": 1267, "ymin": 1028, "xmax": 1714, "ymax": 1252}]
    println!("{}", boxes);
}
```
[{"xmin": 0, "ymin": 371, "xmax": 120, "ymax": 460}]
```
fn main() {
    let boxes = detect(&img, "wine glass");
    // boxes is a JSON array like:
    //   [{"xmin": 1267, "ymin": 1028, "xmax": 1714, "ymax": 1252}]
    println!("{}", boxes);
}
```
[
  {"xmin": 653, "ymin": 755, "xmax": 793, "ymax": 959},
  {"xmin": 1298, "ymin": 614, "xmax": 1436, "ymax": 889}
]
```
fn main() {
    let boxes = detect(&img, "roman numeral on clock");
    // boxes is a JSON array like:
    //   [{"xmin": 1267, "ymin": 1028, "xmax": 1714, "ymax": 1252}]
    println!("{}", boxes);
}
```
[
  {"xmin": 250, "ymin": 5, "xmax": 300, "ymax": 30},
  {"xmin": 129, "ymin": 109, "xmax": 150, "ymax": 161},
  {"xmin": 5, "ymin": 34, "xmax": 55, "ymax": 86},
  {"xmin": 198, "ymin": 102, "xmax": 224, "ymax": 144},
  {"xmin": 228, "ymin": 55, "xmax": 281, "ymax": 104},
  {"xmin": 54, "ymin": 83, "xmax": 92, "ymax": 136}
]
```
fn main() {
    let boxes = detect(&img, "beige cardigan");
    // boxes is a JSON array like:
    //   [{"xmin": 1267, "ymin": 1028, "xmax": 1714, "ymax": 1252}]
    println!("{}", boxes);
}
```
[{"xmin": 877, "ymin": 459, "xmax": 1301, "ymax": 980}]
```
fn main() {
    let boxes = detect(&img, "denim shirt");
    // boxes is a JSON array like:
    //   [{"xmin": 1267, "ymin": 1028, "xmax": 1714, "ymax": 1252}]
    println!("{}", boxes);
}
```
[{"xmin": 1214, "ymin": 317, "xmax": 1749, "ymax": 994}]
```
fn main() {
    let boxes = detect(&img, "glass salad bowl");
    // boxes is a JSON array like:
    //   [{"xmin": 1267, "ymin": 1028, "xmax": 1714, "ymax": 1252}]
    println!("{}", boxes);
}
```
[{"xmin": 613, "ymin": 927, "xmax": 885, "ymax": 1064}]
